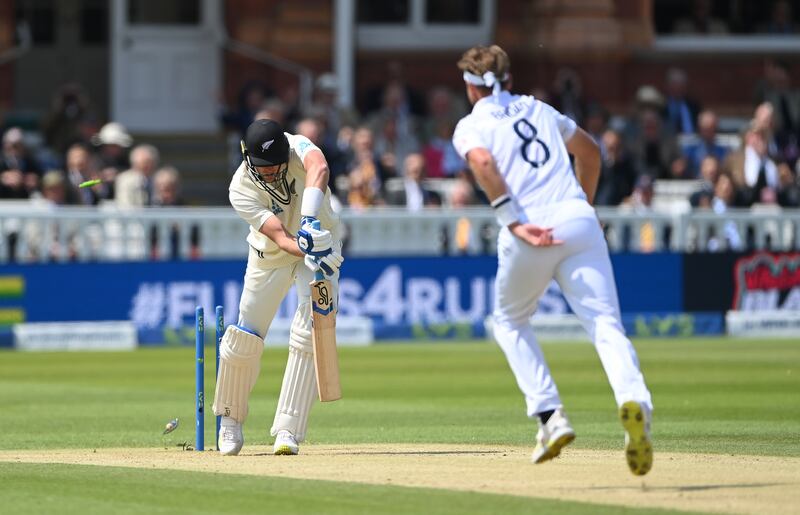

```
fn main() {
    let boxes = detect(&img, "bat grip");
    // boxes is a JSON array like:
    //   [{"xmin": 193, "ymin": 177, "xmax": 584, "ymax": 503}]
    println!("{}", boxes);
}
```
[{"xmin": 311, "ymin": 219, "xmax": 324, "ymax": 281}]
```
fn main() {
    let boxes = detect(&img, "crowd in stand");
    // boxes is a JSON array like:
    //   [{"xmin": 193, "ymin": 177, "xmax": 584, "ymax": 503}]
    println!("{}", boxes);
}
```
[
  {"xmin": 3, "ymin": 58, "xmax": 800, "ymax": 218},
  {"xmin": 0, "ymin": 84, "xmax": 185, "ymax": 209}
]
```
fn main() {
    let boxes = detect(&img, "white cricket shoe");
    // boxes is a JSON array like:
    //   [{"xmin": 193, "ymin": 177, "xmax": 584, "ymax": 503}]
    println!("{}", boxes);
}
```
[
  {"xmin": 531, "ymin": 408, "xmax": 576, "ymax": 464},
  {"xmin": 218, "ymin": 417, "xmax": 243, "ymax": 456},
  {"xmin": 273, "ymin": 430, "xmax": 299, "ymax": 455},
  {"xmin": 620, "ymin": 401, "xmax": 653, "ymax": 476}
]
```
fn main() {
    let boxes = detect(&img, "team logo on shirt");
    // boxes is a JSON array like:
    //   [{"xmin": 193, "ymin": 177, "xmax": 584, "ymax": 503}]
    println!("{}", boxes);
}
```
[{"xmin": 271, "ymin": 199, "xmax": 284, "ymax": 215}]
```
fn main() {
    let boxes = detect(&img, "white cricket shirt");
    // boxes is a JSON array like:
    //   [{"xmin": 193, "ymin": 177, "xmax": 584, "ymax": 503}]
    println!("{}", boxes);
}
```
[
  {"xmin": 229, "ymin": 133, "xmax": 340, "ymax": 268},
  {"xmin": 452, "ymin": 91, "xmax": 585, "ymax": 213}
]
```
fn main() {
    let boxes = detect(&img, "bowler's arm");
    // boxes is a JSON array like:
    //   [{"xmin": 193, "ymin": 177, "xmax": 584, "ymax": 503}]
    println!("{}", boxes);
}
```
[
  {"xmin": 566, "ymin": 127, "xmax": 601, "ymax": 205},
  {"xmin": 465, "ymin": 147, "xmax": 511, "ymax": 205}
]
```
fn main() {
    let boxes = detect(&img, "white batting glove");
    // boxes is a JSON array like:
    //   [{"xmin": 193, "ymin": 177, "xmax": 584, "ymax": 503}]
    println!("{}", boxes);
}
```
[
  {"xmin": 297, "ymin": 223, "xmax": 333, "ymax": 256},
  {"xmin": 305, "ymin": 251, "xmax": 343, "ymax": 277}
]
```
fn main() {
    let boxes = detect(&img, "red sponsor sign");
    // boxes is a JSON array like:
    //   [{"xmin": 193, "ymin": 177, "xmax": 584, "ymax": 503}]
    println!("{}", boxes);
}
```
[{"xmin": 733, "ymin": 252, "xmax": 800, "ymax": 310}]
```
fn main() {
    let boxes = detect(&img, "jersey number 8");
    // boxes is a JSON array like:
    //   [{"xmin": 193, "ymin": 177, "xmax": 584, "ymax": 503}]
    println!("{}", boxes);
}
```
[{"xmin": 513, "ymin": 118, "xmax": 550, "ymax": 168}]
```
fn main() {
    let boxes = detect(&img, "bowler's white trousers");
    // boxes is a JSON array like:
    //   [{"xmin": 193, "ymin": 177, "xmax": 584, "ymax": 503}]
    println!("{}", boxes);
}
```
[{"xmin": 493, "ymin": 198, "xmax": 652, "ymax": 417}]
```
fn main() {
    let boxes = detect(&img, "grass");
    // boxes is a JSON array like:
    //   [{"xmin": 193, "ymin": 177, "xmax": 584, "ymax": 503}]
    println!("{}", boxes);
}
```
[
  {"xmin": 0, "ymin": 462, "xmax": 693, "ymax": 515},
  {"xmin": 0, "ymin": 338, "xmax": 797, "ymax": 514},
  {"xmin": 0, "ymin": 338, "xmax": 797, "ymax": 456}
]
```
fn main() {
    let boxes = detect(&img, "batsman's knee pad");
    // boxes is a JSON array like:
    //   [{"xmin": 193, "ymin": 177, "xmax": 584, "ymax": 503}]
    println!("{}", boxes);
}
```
[
  {"xmin": 213, "ymin": 325, "xmax": 264, "ymax": 423},
  {"xmin": 271, "ymin": 302, "xmax": 316, "ymax": 442}
]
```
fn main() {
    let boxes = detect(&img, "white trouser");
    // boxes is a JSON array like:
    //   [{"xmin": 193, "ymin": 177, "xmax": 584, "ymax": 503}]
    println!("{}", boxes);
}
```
[
  {"xmin": 237, "ymin": 246, "xmax": 339, "ymax": 440},
  {"xmin": 493, "ymin": 198, "xmax": 652, "ymax": 418}
]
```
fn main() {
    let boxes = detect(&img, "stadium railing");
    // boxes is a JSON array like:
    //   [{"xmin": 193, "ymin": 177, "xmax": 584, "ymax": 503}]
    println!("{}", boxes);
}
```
[{"xmin": 0, "ymin": 203, "xmax": 798, "ymax": 263}]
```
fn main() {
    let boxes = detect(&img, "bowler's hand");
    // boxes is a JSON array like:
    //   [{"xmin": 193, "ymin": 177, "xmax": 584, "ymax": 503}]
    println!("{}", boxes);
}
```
[{"xmin": 510, "ymin": 222, "xmax": 563, "ymax": 247}]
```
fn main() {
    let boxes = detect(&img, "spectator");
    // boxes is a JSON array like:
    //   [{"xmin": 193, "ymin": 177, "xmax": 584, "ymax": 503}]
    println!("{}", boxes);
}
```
[
  {"xmin": 254, "ymin": 97, "xmax": 287, "ymax": 126},
  {"xmin": 422, "ymin": 120, "xmax": 466, "ymax": 178},
  {"xmin": 0, "ymin": 167, "xmax": 26, "ymax": 199},
  {"xmin": 778, "ymin": 161, "xmax": 800, "ymax": 207},
  {"xmin": 760, "ymin": 0, "xmax": 797, "ymax": 35},
  {"xmin": 42, "ymin": 83, "xmax": 97, "ymax": 156},
  {"xmin": 628, "ymin": 107, "xmax": 685, "ymax": 179},
  {"xmin": 621, "ymin": 175, "xmax": 663, "ymax": 253},
  {"xmin": 1, "ymin": 127, "xmax": 41, "ymax": 196},
  {"xmin": 346, "ymin": 167, "xmax": 384, "ymax": 210},
  {"xmin": 38, "ymin": 170, "xmax": 69, "ymax": 206},
  {"xmin": 450, "ymin": 178, "xmax": 481, "ymax": 255},
  {"xmin": 295, "ymin": 117, "xmax": 344, "ymax": 191},
  {"xmin": 595, "ymin": 129, "xmax": 638, "ymax": 206},
  {"xmin": 385, "ymin": 153, "xmax": 441, "ymax": 210},
  {"xmin": 91, "ymin": 122, "xmax": 133, "ymax": 199},
  {"xmin": 709, "ymin": 174, "xmax": 743, "ymax": 251},
  {"xmin": 149, "ymin": 166, "xmax": 199, "ymax": 260},
  {"xmin": 725, "ymin": 127, "xmax": 779, "ymax": 205},
  {"xmin": 683, "ymin": 110, "xmax": 729, "ymax": 177},
  {"xmin": 91, "ymin": 122, "xmax": 132, "ymax": 170},
  {"xmin": 552, "ymin": 68, "xmax": 586, "ymax": 124},
  {"xmin": 674, "ymin": 0, "xmax": 729, "ymax": 34},
  {"xmin": 64, "ymin": 143, "xmax": 105, "ymax": 205},
  {"xmin": 151, "ymin": 166, "xmax": 183, "ymax": 206},
  {"xmin": 369, "ymin": 82, "xmax": 421, "ymax": 176},
  {"xmin": 344, "ymin": 126, "xmax": 389, "ymax": 196},
  {"xmin": 115, "ymin": 144, "xmax": 159, "ymax": 207},
  {"xmin": 663, "ymin": 68, "xmax": 701, "ymax": 135},
  {"xmin": 757, "ymin": 61, "xmax": 800, "ymax": 161},
  {"xmin": 420, "ymin": 86, "xmax": 464, "ymax": 143},
  {"xmin": 363, "ymin": 61, "xmax": 426, "ymax": 117},
  {"xmin": 690, "ymin": 156, "xmax": 723, "ymax": 207},
  {"xmin": 752, "ymin": 102, "xmax": 784, "ymax": 159},
  {"xmin": 310, "ymin": 73, "xmax": 359, "ymax": 144},
  {"xmin": 584, "ymin": 103, "xmax": 610, "ymax": 157},
  {"xmin": 25, "ymin": 171, "xmax": 75, "ymax": 261},
  {"xmin": 221, "ymin": 80, "xmax": 273, "ymax": 135}
]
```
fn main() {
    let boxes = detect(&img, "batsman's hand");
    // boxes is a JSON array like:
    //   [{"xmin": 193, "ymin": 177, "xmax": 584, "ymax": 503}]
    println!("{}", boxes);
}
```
[
  {"xmin": 305, "ymin": 250, "xmax": 344, "ymax": 277},
  {"xmin": 297, "ymin": 217, "xmax": 333, "ymax": 256},
  {"xmin": 510, "ymin": 222, "xmax": 563, "ymax": 247}
]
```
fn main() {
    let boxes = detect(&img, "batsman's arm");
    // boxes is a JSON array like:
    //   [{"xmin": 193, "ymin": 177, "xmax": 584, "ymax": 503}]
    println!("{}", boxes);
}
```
[
  {"xmin": 565, "ymin": 127, "xmax": 601, "ymax": 205},
  {"xmin": 302, "ymin": 149, "xmax": 330, "ymax": 192},
  {"xmin": 259, "ymin": 216, "xmax": 305, "ymax": 258}
]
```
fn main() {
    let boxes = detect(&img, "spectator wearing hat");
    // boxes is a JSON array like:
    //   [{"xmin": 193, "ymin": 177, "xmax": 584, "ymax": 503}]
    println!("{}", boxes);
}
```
[{"xmin": 91, "ymin": 122, "xmax": 132, "ymax": 197}]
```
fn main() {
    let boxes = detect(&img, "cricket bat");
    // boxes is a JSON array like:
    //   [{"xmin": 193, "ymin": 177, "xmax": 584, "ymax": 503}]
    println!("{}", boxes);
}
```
[{"xmin": 310, "ymin": 222, "xmax": 341, "ymax": 402}]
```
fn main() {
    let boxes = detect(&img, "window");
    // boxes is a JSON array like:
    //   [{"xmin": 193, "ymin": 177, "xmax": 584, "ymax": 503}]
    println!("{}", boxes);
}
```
[
  {"xmin": 14, "ymin": 0, "xmax": 56, "ymax": 46},
  {"xmin": 357, "ymin": 0, "xmax": 494, "ymax": 50},
  {"xmin": 357, "ymin": 1, "xmax": 410, "ymax": 24},
  {"xmin": 653, "ymin": 0, "xmax": 800, "ymax": 54},
  {"xmin": 80, "ymin": 0, "xmax": 108, "ymax": 45},
  {"xmin": 127, "ymin": 0, "xmax": 200, "ymax": 25}
]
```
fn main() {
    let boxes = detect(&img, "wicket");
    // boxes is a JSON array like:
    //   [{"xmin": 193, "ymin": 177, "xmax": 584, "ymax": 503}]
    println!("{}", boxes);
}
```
[{"xmin": 195, "ymin": 305, "xmax": 224, "ymax": 451}]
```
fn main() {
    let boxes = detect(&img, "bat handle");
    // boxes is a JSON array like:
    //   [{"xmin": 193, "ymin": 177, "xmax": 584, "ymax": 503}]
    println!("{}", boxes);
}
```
[{"xmin": 311, "ymin": 219, "xmax": 324, "ymax": 281}]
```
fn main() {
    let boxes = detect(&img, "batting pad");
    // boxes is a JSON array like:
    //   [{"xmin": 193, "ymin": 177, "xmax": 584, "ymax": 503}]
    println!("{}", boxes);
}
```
[
  {"xmin": 271, "ymin": 302, "xmax": 317, "ymax": 442},
  {"xmin": 212, "ymin": 325, "xmax": 265, "ymax": 423}
]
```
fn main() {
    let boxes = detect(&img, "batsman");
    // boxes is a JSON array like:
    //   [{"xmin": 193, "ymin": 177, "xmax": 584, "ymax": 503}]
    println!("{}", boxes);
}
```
[{"xmin": 213, "ymin": 118, "xmax": 343, "ymax": 456}]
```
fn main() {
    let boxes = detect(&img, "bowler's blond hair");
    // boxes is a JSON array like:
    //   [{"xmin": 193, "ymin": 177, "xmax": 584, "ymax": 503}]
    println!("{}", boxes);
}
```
[{"xmin": 457, "ymin": 45, "xmax": 511, "ymax": 90}]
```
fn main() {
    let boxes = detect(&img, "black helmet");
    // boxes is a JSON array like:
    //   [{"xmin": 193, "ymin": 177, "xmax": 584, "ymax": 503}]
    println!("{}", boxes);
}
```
[{"xmin": 241, "ymin": 119, "xmax": 290, "ymax": 191}]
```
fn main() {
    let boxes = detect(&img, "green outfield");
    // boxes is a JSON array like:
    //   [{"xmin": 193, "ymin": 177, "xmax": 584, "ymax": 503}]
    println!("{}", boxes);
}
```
[{"xmin": 1, "ymin": 338, "xmax": 798, "ymax": 514}]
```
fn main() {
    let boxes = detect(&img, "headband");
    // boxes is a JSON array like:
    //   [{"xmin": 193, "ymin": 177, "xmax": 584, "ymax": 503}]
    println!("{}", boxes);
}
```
[{"xmin": 462, "ymin": 70, "xmax": 508, "ymax": 96}]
